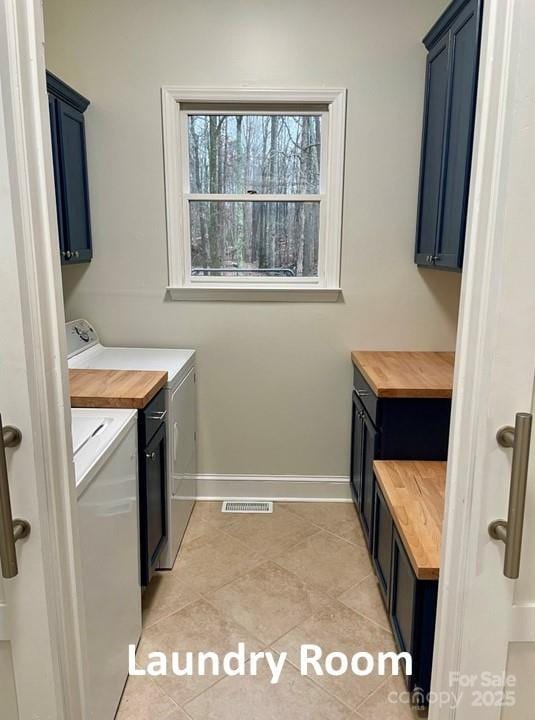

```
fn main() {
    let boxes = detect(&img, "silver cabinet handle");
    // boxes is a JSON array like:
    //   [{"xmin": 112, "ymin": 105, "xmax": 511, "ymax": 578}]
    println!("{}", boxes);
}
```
[
  {"xmin": 356, "ymin": 388, "xmax": 371, "ymax": 398},
  {"xmin": 147, "ymin": 410, "xmax": 167, "ymax": 422},
  {"xmin": 145, "ymin": 451, "xmax": 156, "ymax": 460},
  {"xmin": 489, "ymin": 412, "xmax": 533, "ymax": 579},
  {"xmin": 0, "ymin": 415, "xmax": 31, "ymax": 579}
]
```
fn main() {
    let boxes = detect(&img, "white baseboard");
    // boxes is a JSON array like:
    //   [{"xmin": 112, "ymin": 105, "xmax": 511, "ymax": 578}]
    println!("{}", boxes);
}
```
[{"xmin": 194, "ymin": 474, "xmax": 352, "ymax": 502}]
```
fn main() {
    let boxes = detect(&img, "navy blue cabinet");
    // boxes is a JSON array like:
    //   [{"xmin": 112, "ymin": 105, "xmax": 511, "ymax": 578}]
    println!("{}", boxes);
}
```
[
  {"xmin": 47, "ymin": 72, "xmax": 92, "ymax": 265},
  {"xmin": 350, "ymin": 364, "xmax": 451, "ymax": 550},
  {"xmin": 350, "ymin": 391, "xmax": 378, "ymax": 549},
  {"xmin": 389, "ymin": 529, "xmax": 438, "ymax": 703},
  {"xmin": 415, "ymin": 0, "xmax": 483, "ymax": 271},
  {"xmin": 372, "ymin": 482, "xmax": 393, "ymax": 604},
  {"xmin": 138, "ymin": 389, "xmax": 168, "ymax": 587}
]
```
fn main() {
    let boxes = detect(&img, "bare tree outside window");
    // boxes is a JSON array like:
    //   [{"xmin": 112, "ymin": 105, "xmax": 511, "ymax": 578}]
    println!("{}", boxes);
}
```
[{"xmin": 187, "ymin": 114, "xmax": 321, "ymax": 278}]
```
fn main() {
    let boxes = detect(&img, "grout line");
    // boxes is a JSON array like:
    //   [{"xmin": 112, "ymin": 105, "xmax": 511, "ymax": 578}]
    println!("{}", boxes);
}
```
[
  {"xmin": 275, "ymin": 649, "xmax": 361, "ymax": 714},
  {"xmin": 141, "ymin": 593, "xmax": 201, "ymax": 632},
  {"xmin": 278, "ymin": 502, "xmax": 368, "ymax": 549},
  {"xmin": 354, "ymin": 674, "xmax": 391, "ymax": 713},
  {"xmin": 336, "ymin": 574, "xmax": 393, "ymax": 634}
]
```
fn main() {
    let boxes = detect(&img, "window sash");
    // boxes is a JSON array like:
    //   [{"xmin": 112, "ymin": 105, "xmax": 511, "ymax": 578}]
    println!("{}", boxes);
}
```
[
  {"xmin": 185, "ymin": 197, "xmax": 324, "ymax": 282},
  {"xmin": 181, "ymin": 109, "xmax": 329, "ymax": 196}
]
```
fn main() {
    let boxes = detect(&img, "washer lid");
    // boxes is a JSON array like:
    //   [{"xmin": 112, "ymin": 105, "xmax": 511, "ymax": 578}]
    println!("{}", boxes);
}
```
[
  {"xmin": 71, "ymin": 416, "xmax": 105, "ymax": 455},
  {"xmin": 71, "ymin": 408, "xmax": 137, "ymax": 496}
]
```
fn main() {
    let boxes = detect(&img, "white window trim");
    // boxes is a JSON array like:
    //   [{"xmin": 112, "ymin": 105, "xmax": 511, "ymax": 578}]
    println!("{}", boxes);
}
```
[{"xmin": 161, "ymin": 87, "xmax": 346, "ymax": 302}]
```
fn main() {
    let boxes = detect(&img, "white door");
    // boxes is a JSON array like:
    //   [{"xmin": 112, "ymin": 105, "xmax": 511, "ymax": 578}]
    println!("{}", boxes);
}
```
[
  {"xmin": 432, "ymin": 0, "xmax": 535, "ymax": 717},
  {"xmin": 0, "ymin": 0, "xmax": 86, "ymax": 718}
]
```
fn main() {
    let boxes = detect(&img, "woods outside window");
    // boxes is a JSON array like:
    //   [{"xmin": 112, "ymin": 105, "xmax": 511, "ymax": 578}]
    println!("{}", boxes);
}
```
[{"xmin": 162, "ymin": 88, "xmax": 346, "ymax": 301}]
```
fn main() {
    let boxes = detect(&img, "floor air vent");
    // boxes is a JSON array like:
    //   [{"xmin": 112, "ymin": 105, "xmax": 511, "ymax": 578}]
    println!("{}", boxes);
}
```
[{"xmin": 221, "ymin": 501, "xmax": 273, "ymax": 514}]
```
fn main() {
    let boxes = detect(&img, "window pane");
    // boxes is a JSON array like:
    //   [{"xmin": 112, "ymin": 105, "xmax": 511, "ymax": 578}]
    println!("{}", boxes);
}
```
[
  {"xmin": 190, "ymin": 201, "xmax": 319, "ymax": 277},
  {"xmin": 188, "ymin": 115, "xmax": 321, "ymax": 194}
]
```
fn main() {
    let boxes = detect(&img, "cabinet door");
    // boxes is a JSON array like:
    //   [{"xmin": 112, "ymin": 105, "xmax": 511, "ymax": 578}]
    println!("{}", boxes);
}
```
[
  {"xmin": 390, "ymin": 531, "xmax": 417, "ymax": 678},
  {"xmin": 350, "ymin": 392, "xmax": 364, "ymax": 509},
  {"xmin": 48, "ymin": 96, "xmax": 68, "ymax": 258},
  {"xmin": 372, "ymin": 481, "xmax": 393, "ymax": 605},
  {"xmin": 435, "ymin": 0, "xmax": 480, "ymax": 270},
  {"xmin": 56, "ymin": 99, "xmax": 92, "ymax": 263},
  {"xmin": 360, "ymin": 410, "xmax": 378, "ymax": 548},
  {"xmin": 415, "ymin": 35, "xmax": 450, "ymax": 266},
  {"xmin": 140, "ymin": 423, "xmax": 167, "ymax": 586}
]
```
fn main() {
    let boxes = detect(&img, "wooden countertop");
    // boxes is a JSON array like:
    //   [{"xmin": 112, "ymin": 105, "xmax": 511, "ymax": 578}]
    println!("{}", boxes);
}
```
[
  {"xmin": 351, "ymin": 351, "xmax": 454, "ymax": 398},
  {"xmin": 373, "ymin": 460, "xmax": 446, "ymax": 580},
  {"xmin": 70, "ymin": 369, "xmax": 168, "ymax": 409}
]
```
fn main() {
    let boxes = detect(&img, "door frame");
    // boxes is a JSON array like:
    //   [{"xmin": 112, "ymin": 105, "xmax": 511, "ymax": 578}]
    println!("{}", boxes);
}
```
[
  {"xmin": 431, "ymin": 0, "xmax": 523, "ymax": 716},
  {"xmin": 1, "ymin": 0, "xmax": 87, "ymax": 717}
]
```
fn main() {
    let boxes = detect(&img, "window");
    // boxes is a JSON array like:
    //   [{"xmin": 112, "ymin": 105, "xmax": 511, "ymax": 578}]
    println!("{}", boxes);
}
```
[{"xmin": 162, "ymin": 88, "xmax": 346, "ymax": 301}]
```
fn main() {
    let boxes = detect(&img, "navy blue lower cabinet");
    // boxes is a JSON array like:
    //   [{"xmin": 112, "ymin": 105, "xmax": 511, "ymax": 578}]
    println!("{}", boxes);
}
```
[
  {"xmin": 350, "ymin": 361, "xmax": 449, "ymax": 709},
  {"xmin": 138, "ymin": 389, "xmax": 168, "ymax": 586},
  {"xmin": 47, "ymin": 72, "xmax": 92, "ymax": 265},
  {"xmin": 372, "ymin": 480, "xmax": 393, "ymax": 606},
  {"xmin": 350, "ymin": 365, "xmax": 451, "ymax": 544},
  {"xmin": 390, "ymin": 530, "xmax": 438, "ymax": 704},
  {"xmin": 350, "ymin": 392, "xmax": 365, "ymax": 509},
  {"xmin": 360, "ymin": 411, "xmax": 378, "ymax": 547}
]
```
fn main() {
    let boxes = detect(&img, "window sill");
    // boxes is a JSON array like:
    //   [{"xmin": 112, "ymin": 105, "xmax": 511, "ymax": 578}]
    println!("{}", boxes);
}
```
[{"xmin": 166, "ymin": 286, "xmax": 342, "ymax": 302}]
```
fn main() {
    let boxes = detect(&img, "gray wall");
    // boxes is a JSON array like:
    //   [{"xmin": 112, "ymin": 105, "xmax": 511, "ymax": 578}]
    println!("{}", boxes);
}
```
[{"xmin": 45, "ymin": 0, "xmax": 459, "ymax": 478}]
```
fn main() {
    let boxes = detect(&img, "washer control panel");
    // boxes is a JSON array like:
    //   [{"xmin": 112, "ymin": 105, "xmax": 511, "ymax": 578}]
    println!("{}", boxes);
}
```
[{"xmin": 66, "ymin": 319, "xmax": 99, "ymax": 358}]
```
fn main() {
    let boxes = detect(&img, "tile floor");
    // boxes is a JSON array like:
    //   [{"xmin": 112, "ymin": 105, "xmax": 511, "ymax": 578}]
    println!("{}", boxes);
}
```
[{"xmin": 117, "ymin": 501, "xmax": 420, "ymax": 719}]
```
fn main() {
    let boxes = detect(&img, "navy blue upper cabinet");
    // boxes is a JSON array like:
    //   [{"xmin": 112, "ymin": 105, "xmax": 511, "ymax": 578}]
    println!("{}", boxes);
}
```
[
  {"xmin": 415, "ymin": 0, "xmax": 483, "ymax": 271},
  {"xmin": 47, "ymin": 72, "xmax": 92, "ymax": 265}
]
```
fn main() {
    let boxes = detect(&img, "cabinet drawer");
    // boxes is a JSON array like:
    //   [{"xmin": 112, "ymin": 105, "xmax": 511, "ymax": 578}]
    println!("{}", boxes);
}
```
[
  {"xmin": 372, "ymin": 480, "xmax": 393, "ymax": 606},
  {"xmin": 140, "ymin": 388, "xmax": 166, "ymax": 445},
  {"xmin": 353, "ymin": 367, "xmax": 378, "ymax": 423}
]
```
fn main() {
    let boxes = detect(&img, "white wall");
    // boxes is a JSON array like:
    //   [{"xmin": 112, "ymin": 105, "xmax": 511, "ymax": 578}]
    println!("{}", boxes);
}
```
[{"xmin": 44, "ymin": 0, "xmax": 458, "ymax": 478}]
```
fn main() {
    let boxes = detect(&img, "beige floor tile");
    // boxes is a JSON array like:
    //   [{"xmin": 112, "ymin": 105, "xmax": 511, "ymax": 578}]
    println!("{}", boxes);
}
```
[
  {"xmin": 338, "ymin": 575, "xmax": 390, "ymax": 631},
  {"xmin": 357, "ymin": 675, "xmax": 421, "ymax": 719},
  {"xmin": 136, "ymin": 598, "xmax": 262, "ymax": 706},
  {"xmin": 142, "ymin": 571, "xmax": 201, "ymax": 629},
  {"xmin": 115, "ymin": 674, "xmax": 187, "ymax": 720},
  {"xmin": 224, "ymin": 503, "xmax": 321, "ymax": 558},
  {"xmin": 273, "ymin": 601, "xmax": 396, "ymax": 711},
  {"xmin": 181, "ymin": 501, "xmax": 238, "ymax": 543},
  {"xmin": 282, "ymin": 501, "xmax": 366, "ymax": 546},
  {"xmin": 275, "ymin": 530, "xmax": 372, "ymax": 598},
  {"xmin": 183, "ymin": 657, "xmax": 356, "ymax": 720},
  {"xmin": 172, "ymin": 528, "xmax": 264, "ymax": 594},
  {"xmin": 207, "ymin": 560, "xmax": 330, "ymax": 644}
]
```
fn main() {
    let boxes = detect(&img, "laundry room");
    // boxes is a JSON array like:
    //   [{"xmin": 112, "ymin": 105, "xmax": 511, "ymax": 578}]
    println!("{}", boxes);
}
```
[
  {"xmin": 8, "ymin": 0, "xmax": 535, "ymax": 719},
  {"xmin": 43, "ymin": 0, "xmax": 468, "ymax": 717}
]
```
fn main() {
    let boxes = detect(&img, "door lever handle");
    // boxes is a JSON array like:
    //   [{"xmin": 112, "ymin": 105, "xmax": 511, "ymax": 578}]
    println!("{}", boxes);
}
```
[
  {"xmin": 489, "ymin": 412, "xmax": 533, "ymax": 579},
  {"xmin": 0, "ymin": 415, "xmax": 31, "ymax": 579}
]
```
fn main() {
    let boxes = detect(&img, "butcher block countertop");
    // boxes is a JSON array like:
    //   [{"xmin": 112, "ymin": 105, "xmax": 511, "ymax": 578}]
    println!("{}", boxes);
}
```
[
  {"xmin": 373, "ymin": 460, "xmax": 446, "ymax": 580},
  {"xmin": 69, "ymin": 369, "xmax": 168, "ymax": 409},
  {"xmin": 351, "ymin": 351, "xmax": 454, "ymax": 398}
]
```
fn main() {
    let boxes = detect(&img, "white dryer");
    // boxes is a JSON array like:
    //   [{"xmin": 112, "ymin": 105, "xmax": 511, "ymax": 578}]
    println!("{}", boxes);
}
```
[
  {"xmin": 72, "ymin": 407, "xmax": 140, "ymax": 720},
  {"xmin": 67, "ymin": 319, "xmax": 197, "ymax": 568}
]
